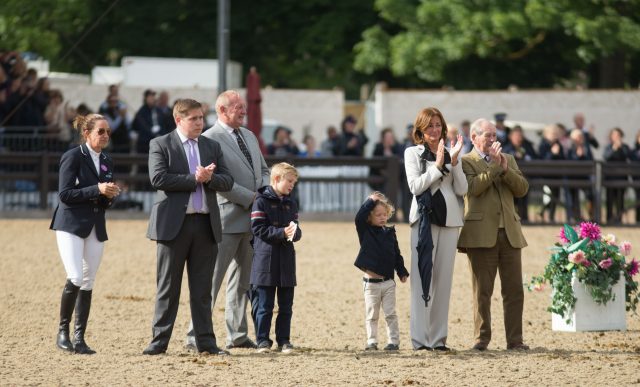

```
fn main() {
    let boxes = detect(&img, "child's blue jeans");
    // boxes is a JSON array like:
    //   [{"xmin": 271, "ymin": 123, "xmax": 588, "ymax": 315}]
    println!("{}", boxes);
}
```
[{"xmin": 250, "ymin": 285, "xmax": 294, "ymax": 346}]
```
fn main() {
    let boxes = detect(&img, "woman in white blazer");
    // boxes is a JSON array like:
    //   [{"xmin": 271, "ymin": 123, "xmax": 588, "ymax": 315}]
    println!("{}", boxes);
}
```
[{"xmin": 404, "ymin": 107, "xmax": 467, "ymax": 351}]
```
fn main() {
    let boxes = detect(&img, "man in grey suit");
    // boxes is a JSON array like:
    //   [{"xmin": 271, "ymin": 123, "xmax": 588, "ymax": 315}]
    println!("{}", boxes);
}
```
[
  {"xmin": 143, "ymin": 99, "xmax": 234, "ymax": 355},
  {"xmin": 185, "ymin": 90, "xmax": 270, "ymax": 350}
]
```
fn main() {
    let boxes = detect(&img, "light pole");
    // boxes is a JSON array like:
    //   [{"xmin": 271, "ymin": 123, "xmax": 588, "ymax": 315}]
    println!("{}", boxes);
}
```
[{"xmin": 217, "ymin": 0, "xmax": 229, "ymax": 94}]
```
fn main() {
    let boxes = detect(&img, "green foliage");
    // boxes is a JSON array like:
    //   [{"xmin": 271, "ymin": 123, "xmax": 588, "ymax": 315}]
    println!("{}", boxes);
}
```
[
  {"xmin": 0, "ymin": 0, "xmax": 88, "ymax": 64},
  {"xmin": 355, "ymin": 0, "xmax": 640, "ymax": 88}
]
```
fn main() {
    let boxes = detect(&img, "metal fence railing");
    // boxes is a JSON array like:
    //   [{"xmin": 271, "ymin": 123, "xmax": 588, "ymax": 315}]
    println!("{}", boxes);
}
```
[{"xmin": 1, "ymin": 151, "xmax": 639, "ymax": 225}]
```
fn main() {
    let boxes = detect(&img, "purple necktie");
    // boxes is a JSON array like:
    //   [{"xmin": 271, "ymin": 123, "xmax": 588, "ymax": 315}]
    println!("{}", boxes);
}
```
[{"xmin": 187, "ymin": 139, "xmax": 203, "ymax": 212}]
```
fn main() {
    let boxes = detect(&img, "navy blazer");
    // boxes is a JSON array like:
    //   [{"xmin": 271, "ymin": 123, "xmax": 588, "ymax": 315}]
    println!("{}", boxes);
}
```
[
  {"xmin": 50, "ymin": 144, "xmax": 115, "ymax": 241},
  {"xmin": 250, "ymin": 186, "xmax": 302, "ymax": 287},
  {"xmin": 354, "ymin": 198, "xmax": 409, "ymax": 279}
]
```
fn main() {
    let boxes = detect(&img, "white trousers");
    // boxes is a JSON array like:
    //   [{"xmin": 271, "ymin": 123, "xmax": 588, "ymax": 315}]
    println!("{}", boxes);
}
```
[
  {"xmin": 56, "ymin": 228, "xmax": 104, "ymax": 290},
  {"xmin": 410, "ymin": 224, "xmax": 459, "ymax": 349},
  {"xmin": 363, "ymin": 279, "xmax": 399, "ymax": 345}
]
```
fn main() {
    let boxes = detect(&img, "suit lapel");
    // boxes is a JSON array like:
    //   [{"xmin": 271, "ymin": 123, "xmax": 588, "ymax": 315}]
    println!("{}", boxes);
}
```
[
  {"xmin": 80, "ymin": 144, "xmax": 99, "ymax": 178},
  {"xmin": 239, "ymin": 127, "xmax": 259, "ymax": 174},
  {"xmin": 222, "ymin": 126, "xmax": 253, "ymax": 171},
  {"xmin": 170, "ymin": 131, "xmax": 191, "ymax": 173}
]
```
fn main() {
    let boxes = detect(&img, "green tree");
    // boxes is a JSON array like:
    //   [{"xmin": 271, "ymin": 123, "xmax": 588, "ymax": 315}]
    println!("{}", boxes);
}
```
[
  {"xmin": 354, "ymin": 0, "xmax": 640, "ymax": 88},
  {"xmin": 2, "ymin": 1, "xmax": 379, "ymax": 98},
  {"xmin": 0, "ymin": 0, "xmax": 89, "ymax": 69}
]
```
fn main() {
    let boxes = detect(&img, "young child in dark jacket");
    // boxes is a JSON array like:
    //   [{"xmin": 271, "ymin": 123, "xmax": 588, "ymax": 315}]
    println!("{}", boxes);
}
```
[
  {"xmin": 250, "ymin": 162, "xmax": 302, "ymax": 354},
  {"xmin": 354, "ymin": 192, "xmax": 409, "ymax": 351}
]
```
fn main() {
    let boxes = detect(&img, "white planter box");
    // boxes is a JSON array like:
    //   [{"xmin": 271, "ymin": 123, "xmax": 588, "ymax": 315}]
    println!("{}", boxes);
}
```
[{"xmin": 552, "ymin": 272, "xmax": 626, "ymax": 332}]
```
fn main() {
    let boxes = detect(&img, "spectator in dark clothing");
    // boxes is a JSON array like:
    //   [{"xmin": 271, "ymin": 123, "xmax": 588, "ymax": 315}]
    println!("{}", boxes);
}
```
[
  {"xmin": 320, "ymin": 125, "xmax": 339, "ymax": 157},
  {"xmin": 603, "ymin": 127, "xmax": 632, "ymax": 224},
  {"xmin": 503, "ymin": 126, "xmax": 537, "ymax": 222},
  {"xmin": 370, "ymin": 127, "xmax": 404, "ymax": 194},
  {"xmin": 633, "ymin": 130, "xmax": 640, "ymax": 224},
  {"xmin": 132, "ymin": 89, "xmax": 166, "ymax": 154},
  {"xmin": 567, "ymin": 129, "xmax": 594, "ymax": 222},
  {"xmin": 573, "ymin": 112, "xmax": 599, "ymax": 150},
  {"xmin": 266, "ymin": 126, "xmax": 299, "ymax": 157},
  {"xmin": 537, "ymin": 124, "xmax": 565, "ymax": 223},
  {"xmin": 337, "ymin": 115, "xmax": 368, "ymax": 156},
  {"xmin": 494, "ymin": 112, "xmax": 511, "ymax": 146},
  {"xmin": 99, "ymin": 95, "xmax": 130, "ymax": 154}
]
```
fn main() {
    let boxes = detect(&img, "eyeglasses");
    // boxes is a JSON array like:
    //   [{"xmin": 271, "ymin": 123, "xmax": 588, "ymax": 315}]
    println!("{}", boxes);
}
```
[{"xmin": 97, "ymin": 128, "xmax": 112, "ymax": 136}]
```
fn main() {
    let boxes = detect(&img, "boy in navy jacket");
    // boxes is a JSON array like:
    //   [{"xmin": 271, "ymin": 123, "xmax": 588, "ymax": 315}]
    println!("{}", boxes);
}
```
[
  {"xmin": 250, "ymin": 162, "xmax": 302, "ymax": 353},
  {"xmin": 354, "ymin": 192, "xmax": 409, "ymax": 351}
]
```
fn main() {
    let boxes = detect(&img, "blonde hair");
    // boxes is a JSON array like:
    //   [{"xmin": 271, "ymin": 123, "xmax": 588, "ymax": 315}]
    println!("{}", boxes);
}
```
[
  {"xmin": 270, "ymin": 162, "xmax": 298, "ymax": 185},
  {"xmin": 172, "ymin": 98, "xmax": 202, "ymax": 119},
  {"xmin": 72, "ymin": 113, "xmax": 107, "ymax": 142},
  {"xmin": 368, "ymin": 191, "xmax": 395, "ymax": 222}
]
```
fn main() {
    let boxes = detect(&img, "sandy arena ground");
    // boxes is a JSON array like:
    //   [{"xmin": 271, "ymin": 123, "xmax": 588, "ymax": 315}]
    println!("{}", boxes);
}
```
[{"xmin": 1, "ymin": 218, "xmax": 639, "ymax": 386}]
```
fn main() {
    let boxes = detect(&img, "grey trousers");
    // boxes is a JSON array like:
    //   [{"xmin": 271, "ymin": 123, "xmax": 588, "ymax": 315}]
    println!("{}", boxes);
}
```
[
  {"xmin": 410, "ymin": 224, "xmax": 459, "ymax": 349},
  {"xmin": 186, "ymin": 232, "xmax": 253, "ymax": 346}
]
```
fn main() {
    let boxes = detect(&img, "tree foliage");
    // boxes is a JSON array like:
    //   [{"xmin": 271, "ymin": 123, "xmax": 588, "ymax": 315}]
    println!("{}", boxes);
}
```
[
  {"xmin": 354, "ymin": 0, "xmax": 640, "ymax": 88},
  {"xmin": 1, "ymin": 0, "xmax": 377, "ymax": 97}
]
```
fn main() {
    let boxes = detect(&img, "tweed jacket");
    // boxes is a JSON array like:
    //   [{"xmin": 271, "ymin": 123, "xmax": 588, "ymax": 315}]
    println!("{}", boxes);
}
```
[{"xmin": 457, "ymin": 149, "xmax": 528, "ymax": 249}]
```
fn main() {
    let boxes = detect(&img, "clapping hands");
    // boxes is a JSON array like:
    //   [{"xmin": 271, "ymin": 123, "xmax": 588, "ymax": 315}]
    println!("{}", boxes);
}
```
[
  {"xmin": 489, "ymin": 142, "xmax": 508, "ymax": 171},
  {"xmin": 99, "ymin": 182, "xmax": 120, "ymax": 199},
  {"xmin": 195, "ymin": 163, "xmax": 216, "ymax": 183},
  {"xmin": 449, "ymin": 134, "xmax": 464, "ymax": 166}
]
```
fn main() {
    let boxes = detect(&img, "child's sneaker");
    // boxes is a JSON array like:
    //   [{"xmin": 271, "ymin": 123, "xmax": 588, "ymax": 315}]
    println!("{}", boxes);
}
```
[
  {"xmin": 279, "ymin": 342, "xmax": 294, "ymax": 354},
  {"xmin": 364, "ymin": 343, "xmax": 378, "ymax": 351},
  {"xmin": 256, "ymin": 341, "xmax": 271, "ymax": 353},
  {"xmin": 383, "ymin": 343, "xmax": 399, "ymax": 351}
]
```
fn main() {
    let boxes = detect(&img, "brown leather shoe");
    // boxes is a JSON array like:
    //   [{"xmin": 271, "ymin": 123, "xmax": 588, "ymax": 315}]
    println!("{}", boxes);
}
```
[
  {"xmin": 507, "ymin": 342, "xmax": 530, "ymax": 351},
  {"xmin": 472, "ymin": 342, "xmax": 488, "ymax": 351}
]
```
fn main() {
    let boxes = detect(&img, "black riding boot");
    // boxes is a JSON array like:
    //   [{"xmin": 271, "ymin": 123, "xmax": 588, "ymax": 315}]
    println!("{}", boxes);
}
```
[
  {"xmin": 57, "ymin": 280, "xmax": 79, "ymax": 352},
  {"xmin": 73, "ymin": 289, "xmax": 96, "ymax": 354}
]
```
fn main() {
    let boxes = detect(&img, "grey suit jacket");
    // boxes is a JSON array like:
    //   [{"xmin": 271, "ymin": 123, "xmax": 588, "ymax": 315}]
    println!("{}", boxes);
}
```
[
  {"xmin": 203, "ymin": 123, "xmax": 270, "ymax": 233},
  {"xmin": 146, "ymin": 130, "xmax": 234, "ymax": 242}
]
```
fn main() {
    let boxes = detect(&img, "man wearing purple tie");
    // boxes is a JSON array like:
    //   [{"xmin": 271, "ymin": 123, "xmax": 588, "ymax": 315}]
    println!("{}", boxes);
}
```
[{"xmin": 143, "ymin": 99, "xmax": 234, "ymax": 355}]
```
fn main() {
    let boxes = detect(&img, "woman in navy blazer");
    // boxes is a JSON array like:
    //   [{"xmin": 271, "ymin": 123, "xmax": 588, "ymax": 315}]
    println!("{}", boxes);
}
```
[{"xmin": 50, "ymin": 113, "xmax": 120, "ymax": 354}]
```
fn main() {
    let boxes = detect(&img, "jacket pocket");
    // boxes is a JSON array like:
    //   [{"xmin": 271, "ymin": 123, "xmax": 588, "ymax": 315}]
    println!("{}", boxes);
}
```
[{"xmin": 465, "ymin": 211, "xmax": 483, "ymax": 221}]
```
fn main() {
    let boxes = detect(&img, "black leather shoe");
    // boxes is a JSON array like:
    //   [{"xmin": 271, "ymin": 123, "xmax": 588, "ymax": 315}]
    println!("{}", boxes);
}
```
[
  {"xmin": 226, "ymin": 339, "xmax": 258, "ymax": 349},
  {"xmin": 472, "ymin": 342, "xmax": 488, "ymax": 351},
  {"xmin": 414, "ymin": 345, "xmax": 432, "ymax": 351},
  {"xmin": 143, "ymin": 346, "xmax": 167, "ymax": 355},
  {"xmin": 200, "ymin": 346, "xmax": 230, "ymax": 356},
  {"xmin": 433, "ymin": 345, "xmax": 451, "ymax": 352}
]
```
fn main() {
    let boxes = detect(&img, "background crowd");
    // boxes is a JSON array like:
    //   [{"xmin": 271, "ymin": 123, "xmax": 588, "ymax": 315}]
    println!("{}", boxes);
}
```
[{"xmin": 3, "ymin": 50, "xmax": 640, "ymax": 225}]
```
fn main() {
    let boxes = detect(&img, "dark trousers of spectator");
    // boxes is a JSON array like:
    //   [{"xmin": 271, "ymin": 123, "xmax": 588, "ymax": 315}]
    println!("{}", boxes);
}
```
[
  {"xmin": 539, "ymin": 186, "xmax": 560, "ymax": 222},
  {"xmin": 636, "ymin": 188, "xmax": 640, "ymax": 224},
  {"xmin": 250, "ymin": 286, "xmax": 294, "ymax": 347},
  {"xmin": 514, "ymin": 194, "xmax": 529, "ymax": 222},
  {"xmin": 567, "ymin": 188, "xmax": 594, "ymax": 223},
  {"xmin": 606, "ymin": 188, "xmax": 625, "ymax": 224}
]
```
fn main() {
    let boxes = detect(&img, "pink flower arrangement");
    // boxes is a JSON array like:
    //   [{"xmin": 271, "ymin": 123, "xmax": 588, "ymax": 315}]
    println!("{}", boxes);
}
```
[
  {"xmin": 579, "ymin": 221, "xmax": 601, "ymax": 241},
  {"xmin": 568, "ymin": 251, "xmax": 586, "ymax": 265},
  {"xmin": 598, "ymin": 258, "xmax": 613, "ymax": 269},
  {"xmin": 603, "ymin": 234, "xmax": 616, "ymax": 245},
  {"xmin": 628, "ymin": 258, "xmax": 639, "ymax": 277},
  {"xmin": 558, "ymin": 228, "xmax": 570, "ymax": 244},
  {"xmin": 527, "ymin": 222, "xmax": 640, "ymax": 318},
  {"xmin": 620, "ymin": 241, "xmax": 632, "ymax": 256}
]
